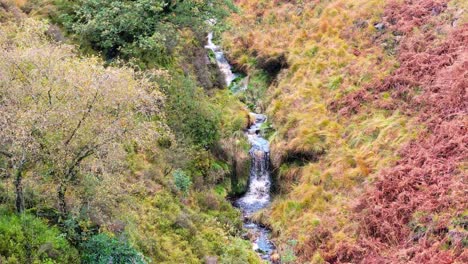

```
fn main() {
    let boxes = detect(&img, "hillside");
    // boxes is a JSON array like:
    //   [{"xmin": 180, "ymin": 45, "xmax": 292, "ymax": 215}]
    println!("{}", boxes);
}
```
[
  {"xmin": 0, "ymin": 0, "xmax": 466, "ymax": 263},
  {"xmin": 0, "ymin": 1, "xmax": 259, "ymax": 263},
  {"xmin": 223, "ymin": 0, "xmax": 467, "ymax": 263}
]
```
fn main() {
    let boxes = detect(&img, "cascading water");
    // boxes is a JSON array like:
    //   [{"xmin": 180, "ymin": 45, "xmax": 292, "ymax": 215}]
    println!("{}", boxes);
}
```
[
  {"xmin": 205, "ymin": 32, "xmax": 275, "ymax": 262},
  {"xmin": 205, "ymin": 32, "xmax": 237, "ymax": 86},
  {"xmin": 205, "ymin": 32, "xmax": 248, "ymax": 92},
  {"xmin": 236, "ymin": 113, "xmax": 276, "ymax": 261}
]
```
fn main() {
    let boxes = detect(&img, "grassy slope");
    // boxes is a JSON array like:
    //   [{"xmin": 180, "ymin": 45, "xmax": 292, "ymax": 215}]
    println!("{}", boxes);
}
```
[
  {"xmin": 224, "ymin": 0, "xmax": 467, "ymax": 263},
  {"xmin": 0, "ymin": 2, "xmax": 260, "ymax": 263}
]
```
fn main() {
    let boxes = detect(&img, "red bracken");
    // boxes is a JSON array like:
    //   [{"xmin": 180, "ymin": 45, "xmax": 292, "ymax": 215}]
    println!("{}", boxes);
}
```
[{"xmin": 329, "ymin": 0, "xmax": 467, "ymax": 263}]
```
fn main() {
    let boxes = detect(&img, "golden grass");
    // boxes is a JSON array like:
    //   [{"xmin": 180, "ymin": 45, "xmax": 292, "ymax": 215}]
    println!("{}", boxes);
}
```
[
  {"xmin": 223, "ymin": 0, "xmax": 422, "ymax": 261},
  {"xmin": 10, "ymin": 0, "xmax": 26, "ymax": 7}
]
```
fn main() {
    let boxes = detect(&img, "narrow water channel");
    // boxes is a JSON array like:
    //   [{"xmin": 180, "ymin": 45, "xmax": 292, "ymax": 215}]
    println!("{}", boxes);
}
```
[{"xmin": 206, "ymin": 33, "xmax": 276, "ymax": 262}]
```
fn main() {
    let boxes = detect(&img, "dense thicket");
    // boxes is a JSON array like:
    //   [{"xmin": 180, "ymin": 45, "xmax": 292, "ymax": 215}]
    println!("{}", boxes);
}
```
[
  {"xmin": 0, "ymin": 211, "xmax": 79, "ymax": 263},
  {"xmin": 58, "ymin": 0, "xmax": 235, "ymax": 67}
]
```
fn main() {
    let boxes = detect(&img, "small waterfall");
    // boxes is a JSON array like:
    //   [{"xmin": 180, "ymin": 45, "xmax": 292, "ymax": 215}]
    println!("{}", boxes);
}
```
[
  {"xmin": 205, "ymin": 32, "xmax": 237, "ymax": 86},
  {"xmin": 236, "ymin": 113, "xmax": 275, "ymax": 261},
  {"xmin": 237, "ymin": 114, "xmax": 271, "ymax": 213},
  {"xmin": 206, "ymin": 32, "xmax": 275, "ymax": 262}
]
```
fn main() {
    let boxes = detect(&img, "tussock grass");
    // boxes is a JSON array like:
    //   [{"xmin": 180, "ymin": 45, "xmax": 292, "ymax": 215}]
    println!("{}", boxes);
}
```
[{"xmin": 223, "ymin": 0, "xmax": 429, "ymax": 261}]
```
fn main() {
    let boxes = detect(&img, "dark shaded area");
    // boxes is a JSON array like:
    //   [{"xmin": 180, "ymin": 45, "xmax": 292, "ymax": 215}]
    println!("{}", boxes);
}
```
[
  {"xmin": 282, "ymin": 150, "xmax": 322, "ymax": 166},
  {"xmin": 256, "ymin": 54, "xmax": 288, "ymax": 80}
]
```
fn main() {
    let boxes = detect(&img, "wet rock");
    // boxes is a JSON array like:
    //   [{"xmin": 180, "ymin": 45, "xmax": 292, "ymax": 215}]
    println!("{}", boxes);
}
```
[
  {"xmin": 253, "ymin": 150, "xmax": 264, "ymax": 159},
  {"xmin": 256, "ymin": 248, "xmax": 266, "ymax": 254},
  {"xmin": 246, "ymin": 230, "xmax": 258, "ymax": 241}
]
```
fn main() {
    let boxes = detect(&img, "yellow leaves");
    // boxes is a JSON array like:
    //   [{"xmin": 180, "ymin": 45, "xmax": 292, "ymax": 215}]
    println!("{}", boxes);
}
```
[{"xmin": 11, "ymin": 0, "xmax": 27, "ymax": 7}]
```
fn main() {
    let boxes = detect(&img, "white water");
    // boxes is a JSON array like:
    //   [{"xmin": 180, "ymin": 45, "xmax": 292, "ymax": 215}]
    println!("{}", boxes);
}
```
[
  {"xmin": 236, "ymin": 113, "xmax": 275, "ymax": 261},
  {"xmin": 205, "ymin": 32, "xmax": 237, "ymax": 86},
  {"xmin": 206, "ymin": 32, "xmax": 275, "ymax": 262},
  {"xmin": 237, "ymin": 113, "xmax": 271, "ymax": 212}
]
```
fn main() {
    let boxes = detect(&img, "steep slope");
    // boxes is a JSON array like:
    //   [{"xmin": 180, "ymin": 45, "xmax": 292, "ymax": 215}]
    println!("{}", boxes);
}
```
[
  {"xmin": 0, "ymin": 2, "xmax": 260, "ymax": 263},
  {"xmin": 223, "ymin": 0, "xmax": 467, "ymax": 262}
]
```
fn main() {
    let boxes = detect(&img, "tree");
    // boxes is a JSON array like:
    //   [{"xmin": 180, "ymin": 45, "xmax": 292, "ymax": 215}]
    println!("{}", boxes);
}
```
[
  {"xmin": 59, "ymin": 0, "xmax": 235, "ymax": 66},
  {"xmin": 0, "ymin": 19, "xmax": 169, "ymax": 218}
]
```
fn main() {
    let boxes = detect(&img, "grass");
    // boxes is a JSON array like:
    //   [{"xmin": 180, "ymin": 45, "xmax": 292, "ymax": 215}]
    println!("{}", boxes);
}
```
[{"xmin": 223, "ymin": 0, "xmax": 425, "ymax": 261}]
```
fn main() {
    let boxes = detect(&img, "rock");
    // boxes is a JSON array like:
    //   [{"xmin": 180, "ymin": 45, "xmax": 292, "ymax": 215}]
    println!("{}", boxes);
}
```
[
  {"xmin": 431, "ymin": 6, "xmax": 442, "ymax": 16},
  {"xmin": 246, "ymin": 230, "xmax": 257, "ymax": 241},
  {"xmin": 108, "ymin": 220, "xmax": 126, "ymax": 233},
  {"xmin": 374, "ymin": 22, "xmax": 385, "ymax": 31},
  {"xmin": 353, "ymin": 19, "xmax": 368, "ymax": 29},
  {"xmin": 46, "ymin": 24, "xmax": 65, "ymax": 42},
  {"xmin": 270, "ymin": 251, "xmax": 280, "ymax": 263},
  {"xmin": 205, "ymin": 256, "xmax": 217, "ymax": 264},
  {"xmin": 448, "ymin": 230, "xmax": 465, "ymax": 247},
  {"xmin": 254, "ymin": 150, "xmax": 264, "ymax": 159}
]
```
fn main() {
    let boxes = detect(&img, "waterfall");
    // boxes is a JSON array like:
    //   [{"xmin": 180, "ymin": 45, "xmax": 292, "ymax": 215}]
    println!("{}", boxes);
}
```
[
  {"xmin": 237, "ymin": 114, "xmax": 272, "ymax": 213},
  {"xmin": 206, "ymin": 32, "xmax": 275, "ymax": 262},
  {"xmin": 205, "ymin": 32, "xmax": 237, "ymax": 86}
]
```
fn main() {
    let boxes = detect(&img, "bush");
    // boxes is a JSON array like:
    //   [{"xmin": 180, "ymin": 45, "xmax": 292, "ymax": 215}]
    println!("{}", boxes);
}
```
[
  {"xmin": 161, "ymin": 73, "xmax": 221, "ymax": 147},
  {"xmin": 81, "ymin": 233, "xmax": 145, "ymax": 264},
  {"xmin": 59, "ymin": 0, "xmax": 235, "ymax": 66},
  {"xmin": 173, "ymin": 169, "xmax": 191, "ymax": 195},
  {"xmin": 0, "ymin": 212, "xmax": 79, "ymax": 263}
]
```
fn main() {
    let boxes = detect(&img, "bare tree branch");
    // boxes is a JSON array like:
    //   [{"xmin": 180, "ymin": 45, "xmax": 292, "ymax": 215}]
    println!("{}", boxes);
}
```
[{"xmin": 64, "ymin": 88, "xmax": 100, "ymax": 146}]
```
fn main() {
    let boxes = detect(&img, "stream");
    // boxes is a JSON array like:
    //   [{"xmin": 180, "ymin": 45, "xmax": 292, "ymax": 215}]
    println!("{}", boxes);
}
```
[{"xmin": 206, "ymin": 33, "xmax": 276, "ymax": 262}]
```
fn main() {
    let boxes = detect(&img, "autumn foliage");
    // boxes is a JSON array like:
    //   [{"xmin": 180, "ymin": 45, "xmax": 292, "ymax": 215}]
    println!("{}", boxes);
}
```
[
  {"xmin": 349, "ymin": 1, "xmax": 467, "ymax": 263},
  {"xmin": 225, "ymin": 0, "xmax": 466, "ymax": 263}
]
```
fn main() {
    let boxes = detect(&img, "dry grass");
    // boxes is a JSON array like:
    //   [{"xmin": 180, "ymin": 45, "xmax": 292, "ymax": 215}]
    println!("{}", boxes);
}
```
[{"xmin": 222, "ymin": 0, "xmax": 465, "ymax": 262}]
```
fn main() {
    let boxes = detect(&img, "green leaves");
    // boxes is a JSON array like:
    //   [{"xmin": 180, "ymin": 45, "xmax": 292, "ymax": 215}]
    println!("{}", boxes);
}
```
[
  {"xmin": 173, "ymin": 169, "xmax": 191, "ymax": 195},
  {"xmin": 0, "ymin": 212, "xmax": 79, "ymax": 263},
  {"xmin": 60, "ymin": 0, "xmax": 235, "ymax": 67},
  {"xmin": 81, "ymin": 234, "xmax": 146, "ymax": 264},
  {"xmin": 161, "ymin": 73, "xmax": 221, "ymax": 147}
]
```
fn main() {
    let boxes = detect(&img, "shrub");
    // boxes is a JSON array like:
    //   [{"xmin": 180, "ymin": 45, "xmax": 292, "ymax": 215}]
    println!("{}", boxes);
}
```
[
  {"xmin": 81, "ymin": 233, "xmax": 146, "ymax": 264},
  {"xmin": 0, "ymin": 212, "xmax": 79, "ymax": 263},
  {"xmin": 161, "ymin": 73, "xmax": 221, "ymax": 147},
  {"xmin": 59, "ymin": 0, "xmax": 235, "ymax": 66},
  {"xmin": 173, "ymin": 169, "xmax": 192, "ymax": 195}
]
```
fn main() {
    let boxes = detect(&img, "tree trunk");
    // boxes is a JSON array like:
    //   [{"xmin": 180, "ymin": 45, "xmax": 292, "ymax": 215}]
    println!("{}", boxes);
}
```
[
  {"xmin": 57, "ymin": 183, "xmax": 67, "ymax": 217},
  {"xmin": 14, "ymin": 167, "xmax": 25, "ymax": 214}
]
